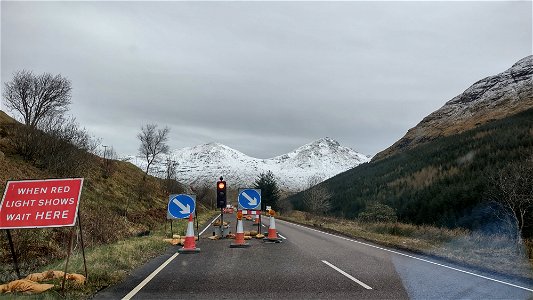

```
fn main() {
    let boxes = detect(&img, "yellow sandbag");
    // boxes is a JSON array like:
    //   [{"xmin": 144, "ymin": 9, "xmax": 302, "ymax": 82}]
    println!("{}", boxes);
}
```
[
  {"xmin": 244, "ymin": 236, "xmax": 252, "ymax": 240},
  {"xmin": 172, "ymin": 234, "xmax": 181, "ymax": 239},
  {"xmin": 255, "ymin": 234, "xmax": 265, "ymax": 239},
  {"xmin": 227, "ymin": 233, "xmax": 236, "ymax": 239},
  {"xmin": 0, "ymin": 279, "xmax": 54, "ymax": 294},
  {"xmin": 25, "ymin": 273, "xmax": 46, "ymax": 282},
  {"xmin": 43, "ymin": 270, "xmax": 65, "ymax": 280},
  {"xmin": 66, "ymin": 273, "xmax": 86, "ymax": 284},
  {"xmin": 249, "ymin": 230, "xmax": 258, "ymax": 236},
  {"xmin": 207, "ymin": 235, "xmax": 220, "ymax": 240},
  {"xmin": 244, "ymin": 231, "xmax": 251, "ymax": 236}
]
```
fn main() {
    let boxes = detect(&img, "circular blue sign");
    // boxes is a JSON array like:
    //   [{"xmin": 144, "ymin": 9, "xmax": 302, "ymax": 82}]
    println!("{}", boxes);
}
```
[
  {"xmin": 238, "ymin": 189, "xmax": 261, "ymax": 210},
  {"xmin": 168, "ymin": 194, "xmax": 196, "ymax": 219}
]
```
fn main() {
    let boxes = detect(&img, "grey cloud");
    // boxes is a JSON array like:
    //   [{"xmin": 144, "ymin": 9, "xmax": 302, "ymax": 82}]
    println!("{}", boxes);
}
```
[{"xmin": 1, "ymin": 1, "xmax": 531, "ymax": 158}]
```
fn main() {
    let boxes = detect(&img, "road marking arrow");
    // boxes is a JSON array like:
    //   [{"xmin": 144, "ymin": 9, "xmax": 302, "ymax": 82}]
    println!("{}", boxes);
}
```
[
  {"xmin": 173, "ymin": 199, "xmax": 191, "ymax": 215},
  {"xmin": 242, "ymin": 191, "xmax": 258, "ymax": 206}
]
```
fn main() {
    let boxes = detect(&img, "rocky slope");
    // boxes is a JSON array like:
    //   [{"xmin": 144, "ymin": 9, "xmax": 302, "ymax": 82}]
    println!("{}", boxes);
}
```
[
  {"xmin": 374, "ymin": 55, "xmax": 533, "ymax": 161},
  {"xmin": 126, "ymin": 137, "xmax": 370, "ymax": 191}
]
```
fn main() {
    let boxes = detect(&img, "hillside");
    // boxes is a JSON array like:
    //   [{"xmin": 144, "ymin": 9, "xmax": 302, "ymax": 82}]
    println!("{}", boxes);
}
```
[
  {"xmin": 290, "ymin": 107, "xmax": 533, "ymax": 234},
  {"xmin": 374, "ymin": 55, "xmax": 533, "ymax": 161},
  {"xmin": 126, "ymin": 137, "xmax": 370, "ymax": 191},
  {"xmin": 0, "ymin": 111, "xmax": 183, "ymax": 276}
]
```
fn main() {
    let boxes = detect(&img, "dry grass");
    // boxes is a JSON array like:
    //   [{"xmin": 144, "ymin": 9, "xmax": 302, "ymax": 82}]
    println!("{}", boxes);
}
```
[{"xmin": 281, "ymin": 211, "xmax": 533, "ymax": 280}]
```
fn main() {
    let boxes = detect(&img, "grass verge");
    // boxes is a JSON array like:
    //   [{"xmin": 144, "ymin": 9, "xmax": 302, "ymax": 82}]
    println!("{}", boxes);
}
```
[
  {"xmin": 0, "ymin": 210, "xmax": 219, "ymax": 299},
  {"xmin": 280, "ymin": 211, "xmax": 533, "ymax": 281}
]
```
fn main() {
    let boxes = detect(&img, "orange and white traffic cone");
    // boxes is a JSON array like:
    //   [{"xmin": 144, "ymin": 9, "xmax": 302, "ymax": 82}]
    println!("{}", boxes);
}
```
[
  {"xmin": 253, "ymin": 214, "xmax": 260, "ymax": 225},
  {"xmin": 178, "ymin": 214, "xmax": 201, "ymax": 253},
  {"xmin": 230, "ymin": 211, "xmax": 250, "ymax": 248},
  {"xmin": 264, "ymin": 213, "xmax": 282, "ymax": 243}
]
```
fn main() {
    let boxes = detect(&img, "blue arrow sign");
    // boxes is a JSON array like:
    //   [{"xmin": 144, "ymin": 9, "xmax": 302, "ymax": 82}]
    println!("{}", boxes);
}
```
[
  {"xmin": 168, "ymin": 194, "xmax": 196, "ymax": 219},
  {"xmin": 238, "ymin": 189, "xmax": 261, "ymax": 210}
]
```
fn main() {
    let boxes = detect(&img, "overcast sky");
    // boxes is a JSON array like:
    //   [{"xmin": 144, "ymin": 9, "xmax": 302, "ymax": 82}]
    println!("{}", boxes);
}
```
[{"xmin": 1, "ymin": 1, "xmax": 531, "ymax": 158}]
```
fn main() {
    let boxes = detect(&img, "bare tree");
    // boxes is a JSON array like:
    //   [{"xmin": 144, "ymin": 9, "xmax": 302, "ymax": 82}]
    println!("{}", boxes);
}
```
[
  {"xmin": 163, "ymin": 157, "xmax": 183, "ymax": 194},
  {"xmin": 3, "ymin": 70, "xmax": 72, "ymax": 128},
  {"xmin": 137, "ymin": 123, "xmax": 170, "ymax": 176},
  {"xmin": 303, "ymin": 175, "xmax": 332, "ymax": 215},
  {"xmin": 489, "ymin": 158, "xmax": 533, "ymax": 244},
  {"xmin": 101, "ymin": 145, "xmax": 118, "ymax": 179}
]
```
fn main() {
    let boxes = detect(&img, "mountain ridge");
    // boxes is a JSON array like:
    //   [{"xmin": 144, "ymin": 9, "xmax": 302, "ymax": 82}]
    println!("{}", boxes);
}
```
[
  {"xmin": 374, "ymin": 55, "xmax": 533, "ymax": 161},
  {"xmin": 126, "ymin": 137, "xmax": 370, "ymax": 191}
]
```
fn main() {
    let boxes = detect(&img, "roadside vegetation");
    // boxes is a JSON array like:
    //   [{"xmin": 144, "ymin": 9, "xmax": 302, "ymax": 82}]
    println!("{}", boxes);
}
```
[
  {"xmin": 288, "ymin": 108, "xmax": 533, "ymax": 252},
  {"xmin": 0, "ymin": 71, "xmax": 220, "ymax": 298}
]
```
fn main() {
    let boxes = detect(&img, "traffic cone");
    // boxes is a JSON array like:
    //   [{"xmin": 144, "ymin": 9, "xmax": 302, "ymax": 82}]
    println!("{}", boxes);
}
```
[
  {"xmin": 263, "ymin": 215, "xmax": 282, "ymax": 243},
  {"xmin": 178, "ymin": 214, "xmax": 200, "ymax": 253},
  {"xmin": 230, "ymin": 212, "xmax": 250, "ymax": 248},
  {"xmin": 253, "ymin": 215, "xmax": 260, "ymax": 225}
]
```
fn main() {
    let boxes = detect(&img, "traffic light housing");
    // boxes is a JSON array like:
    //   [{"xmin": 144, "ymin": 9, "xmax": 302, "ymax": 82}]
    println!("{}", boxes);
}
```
[{"xmin": 216, "ymin": 179, "xmax": 227, "ymax": 208}]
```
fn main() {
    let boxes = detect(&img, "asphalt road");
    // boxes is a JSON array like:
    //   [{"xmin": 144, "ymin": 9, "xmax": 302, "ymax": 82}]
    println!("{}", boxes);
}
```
[{"xmin": 96, "ymin": 214, "xmax": 533, "ymax": 299}]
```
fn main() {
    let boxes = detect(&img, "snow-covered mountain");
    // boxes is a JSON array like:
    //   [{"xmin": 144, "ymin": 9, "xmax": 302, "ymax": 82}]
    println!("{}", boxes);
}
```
[{"xmin": 125, "ymin": 137, "xmax": 370, "ymax": 191}]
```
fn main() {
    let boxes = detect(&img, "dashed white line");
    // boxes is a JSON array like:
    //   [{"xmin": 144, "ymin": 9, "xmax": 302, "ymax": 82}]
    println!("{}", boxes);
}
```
[
  {"xmin": 278, "ymin": 233, "xmax": 287, "ymax": 240},
  {"xmin": 278, "ymin": 219, "xmax": 533, "ymax": 293},
  {"xmin": 322, "ymin": 260, "xmax": 372, "ymax": 290},
  {"xmin": 122, "ymin": 253, "xmax": 179, "ymax": 300}
]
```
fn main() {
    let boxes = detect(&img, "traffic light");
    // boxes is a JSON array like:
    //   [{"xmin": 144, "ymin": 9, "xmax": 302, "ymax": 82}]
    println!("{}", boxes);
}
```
[{"xmin": 216, "ymin": 177, "xmax": 227, "ymax": 208}]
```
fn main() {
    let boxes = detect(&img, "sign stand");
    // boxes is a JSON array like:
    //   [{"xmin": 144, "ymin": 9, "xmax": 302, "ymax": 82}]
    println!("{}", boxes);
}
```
[
  {"xmin": 61, "ymin": 227, "xmax": 75, "ymax": 290},
  {"xmin": 170, "ymin": 220, "xmax": 173, "ymax": 237},
  {"xmin": 195, "ymin": 210, "xmax": 199, "ymax": 241},
  {"xmin": 258, "ymin": 214, "xmax": 262, "ymax": 235},
  {"xmin": 5, "ymin": 229, "xmax": 21, "ymax": 279},
  {"xmin": 77, "ymin": 214, "xmax": 88, "ymax": 281}
]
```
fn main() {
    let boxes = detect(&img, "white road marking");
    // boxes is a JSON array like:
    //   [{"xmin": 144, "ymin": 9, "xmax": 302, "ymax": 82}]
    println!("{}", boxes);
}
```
[
  {"xmin": 199, "ymin": 214, "xmax": 221, "ymax": 236},
  {"xmin": 122, "ymin": 253, "xmax": 179, "ymax": 300},
  {"xmin": 261, "ymin": 224, "xmax": 267, "ymax": 228},
  {"xmin": 278, "ymin": 233, "xmax": 287, "ymax": 240},
  {"xmin": 123, "ymin": 213, "xmax": 220, "ymax": 299},
  {"xmin": 279, "ymin": 219, "xmax": 533, "ymax": 293},
  {"xmin": 322, "ymin": 260, "xmax": 372, "ymax": 290}
]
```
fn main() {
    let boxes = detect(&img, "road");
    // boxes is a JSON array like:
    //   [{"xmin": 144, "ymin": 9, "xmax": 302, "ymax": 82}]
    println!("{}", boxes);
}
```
[{"xmin": 96, "ymin": 214, "xmax": 533, "ymax": 299}]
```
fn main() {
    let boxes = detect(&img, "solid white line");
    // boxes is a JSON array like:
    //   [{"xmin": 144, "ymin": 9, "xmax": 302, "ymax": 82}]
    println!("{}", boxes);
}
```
[
  {"xmin": 122, "ymin": 214, "xmax": 220, "ymax": 299},
  {"xmin": 322, "ymin": 260, "xmax": 372, "ymax": 290},
  {"xmin": 278, "ymin": 233, "xmax": 287, "ymax": 240},
  {"xmin": 278, "ymin": 219, "xmax": 533, "ymax": 293},
  {"xmin": 199, "ymin": 214, "xmax": 221, "ymax": 236},
  {"xmin": 122, "ymin": 253, "xmax": 179, "ymax": 300}
]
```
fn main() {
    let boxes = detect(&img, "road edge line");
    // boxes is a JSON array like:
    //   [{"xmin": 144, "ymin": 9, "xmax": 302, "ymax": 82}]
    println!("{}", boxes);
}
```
[
  {"xmin": 199, "ymin": 214, "xmax": 221, "ymax": 236},
  {"xmin": 122, "ymin": 252, "xmax": 179, "ymax": 300},
  {"xmin": 278, "ymin": 219, "xmax": 533, "ymax": 293},
  {"xmin": 322, "ymin": 260, "xmax": 372, "ymax": 290}
]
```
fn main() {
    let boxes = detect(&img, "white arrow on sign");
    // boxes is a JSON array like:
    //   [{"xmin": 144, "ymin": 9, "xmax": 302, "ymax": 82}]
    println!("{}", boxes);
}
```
[
  {"xmin": 242, "ymin": 191, "xmax": 258, "ymax": 206},
  {"xmin": 173, "ymin": 199, "xmax": 191, "ymax": 214}
]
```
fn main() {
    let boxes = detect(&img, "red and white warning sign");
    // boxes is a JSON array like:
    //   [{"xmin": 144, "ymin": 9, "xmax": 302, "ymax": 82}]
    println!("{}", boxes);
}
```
[{"xmin": 0, "ymin": 178, "xmax": 84, "ymax": 229}]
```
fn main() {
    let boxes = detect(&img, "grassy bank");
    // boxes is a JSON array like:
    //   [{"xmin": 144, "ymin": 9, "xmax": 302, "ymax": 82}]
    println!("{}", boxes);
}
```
[
  {"xmin": 280, "ymin": 211, "xmax": 533, "ymax": 280},
  {"xmin": 0, "ymin": 210, "xmax": 218, "ymax": 299}
]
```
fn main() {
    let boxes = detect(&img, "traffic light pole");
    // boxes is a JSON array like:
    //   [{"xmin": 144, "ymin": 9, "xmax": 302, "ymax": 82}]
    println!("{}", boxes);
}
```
[{"xmin": 220, "ymin": 208, "xmax": 224, "ymax": 238}]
